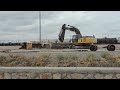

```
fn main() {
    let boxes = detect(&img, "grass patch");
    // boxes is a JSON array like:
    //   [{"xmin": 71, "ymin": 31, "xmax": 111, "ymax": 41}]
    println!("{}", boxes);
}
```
[
  {"xmin": 0, "ymin": 53, "xmax": 120, "ymax": 67},
  {"xmin": 101, "ymin": 52, "xmax": 112, "ymax": 60},
  {"xmin": 79, "ymin": 54, "xmax": 97, "ymax": 67},
  {"xmin": 57, "ymin": 54, "xmax": 69, "ymax": 61},
  {"xmin": 0, "ymin": 54, "xmax": 51, "ymax": 67},
  {"xmin": 85, "ymin": 54, "xmax": 96, "ymax": 61},
  {"xmin": 69, "ymin": 55, "xmax": 79, "ymax": 60},
  {"xmin": 56, "ymin": 54, "xmax": 79, "ymax": 67}
]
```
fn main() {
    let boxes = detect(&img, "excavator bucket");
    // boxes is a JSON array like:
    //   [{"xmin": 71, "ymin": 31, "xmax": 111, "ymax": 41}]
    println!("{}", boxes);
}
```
[{"xmin": 59, "ymin": 24, "xmax": 66, "ymax": 42}]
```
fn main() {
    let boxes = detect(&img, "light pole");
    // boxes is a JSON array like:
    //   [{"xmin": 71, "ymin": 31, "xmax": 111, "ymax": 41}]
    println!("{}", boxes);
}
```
[{"xmin": 39, "ymin": 11, "xmax": 41, "ymax": 42}]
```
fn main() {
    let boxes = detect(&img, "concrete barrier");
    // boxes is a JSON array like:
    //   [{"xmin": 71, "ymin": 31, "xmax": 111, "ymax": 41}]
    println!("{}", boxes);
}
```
[{"xmin": 0, "ymin": 67, "xmax": 120, "ymax": 79}]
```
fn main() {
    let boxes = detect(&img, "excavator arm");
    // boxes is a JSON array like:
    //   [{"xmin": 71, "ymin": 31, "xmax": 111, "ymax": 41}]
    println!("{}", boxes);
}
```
[{"xmin": 58, "ymin": 24, "xmax": 82, "ymax": 42}]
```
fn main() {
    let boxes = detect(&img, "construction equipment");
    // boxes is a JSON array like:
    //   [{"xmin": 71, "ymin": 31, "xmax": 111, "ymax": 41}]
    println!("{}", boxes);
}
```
[
  {"xmin": 59, "ymin": 24, "xmax": 98, "ymax": 51},
  {"xmin": 19, "ymin": 24, "xmax": 116, "ymax": 51},
  {"xmin": 20, "ymin": 41, "xmax": 52, "ymax": 50},
  {"xmin": 59, "ymin": 24, "xmax": 116, "ymax": 51}
]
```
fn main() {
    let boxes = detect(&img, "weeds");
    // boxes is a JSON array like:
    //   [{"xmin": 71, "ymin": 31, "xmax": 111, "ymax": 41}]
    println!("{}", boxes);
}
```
[
  {"xmin": 69, "ymin": 55, "xmax": 79, "ymax": 60},
  {"xmin": 85, "ymin": 54, "xmax": 96, "ymax": 61},
  {"xmin": 101, "ymin": 52, "xmax": 112, "ymax": 60},
  {"xmin": 0, "ymin": 56, "xmax": 7, "ymax": 61},
  {"xmin": 0, "ymin": 53, "xmax": 120, "ymax": 67},
  {"xmin": 57, "ymin": 54, "xmax": 69, "ymax": 61}
]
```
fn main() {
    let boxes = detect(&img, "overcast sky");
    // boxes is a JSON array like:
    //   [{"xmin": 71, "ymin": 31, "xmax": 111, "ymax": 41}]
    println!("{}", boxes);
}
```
[{"xmin": 0, "ymin": 11, "xmax": 120, "ymax": 42}]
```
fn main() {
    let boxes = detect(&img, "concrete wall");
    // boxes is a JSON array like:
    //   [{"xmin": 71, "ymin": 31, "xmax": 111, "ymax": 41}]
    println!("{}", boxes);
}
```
[{"xmin": 0, "ymin": 67, "xmax": 120, "ymax": 79}]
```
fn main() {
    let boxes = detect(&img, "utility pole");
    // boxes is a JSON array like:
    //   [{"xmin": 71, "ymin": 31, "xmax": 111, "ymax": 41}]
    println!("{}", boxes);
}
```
[{"xmin": 39, "ymin": 11, "xmax": 41, "ymax": 42}]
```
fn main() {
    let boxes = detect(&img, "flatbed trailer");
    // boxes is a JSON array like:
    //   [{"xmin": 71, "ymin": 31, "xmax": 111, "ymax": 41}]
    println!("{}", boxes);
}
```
[{"xmin": 68, "ymin": 43, "xmax": 118, "ymax": 51}]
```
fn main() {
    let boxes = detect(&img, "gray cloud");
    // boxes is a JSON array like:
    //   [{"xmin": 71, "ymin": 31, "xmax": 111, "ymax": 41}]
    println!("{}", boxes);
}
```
[{"xmin": 0, "ymin": 11, "xmax": 120, "ymax": 42}]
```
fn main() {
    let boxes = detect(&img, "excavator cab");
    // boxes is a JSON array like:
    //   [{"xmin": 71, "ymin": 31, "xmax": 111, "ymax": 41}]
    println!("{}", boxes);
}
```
[
  {"xmin": 72, "ymin": 35, "xmax": 82, "ymax": 43},
  {"xmin": 72, "ymin": 35, "xmax": 78, "ymax": 43}
]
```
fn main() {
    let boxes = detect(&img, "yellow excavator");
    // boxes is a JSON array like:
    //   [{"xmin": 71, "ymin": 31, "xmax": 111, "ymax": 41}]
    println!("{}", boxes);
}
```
[{"xmin": 58, "ymin": 24, "xmax": 98, "ymax": 51}]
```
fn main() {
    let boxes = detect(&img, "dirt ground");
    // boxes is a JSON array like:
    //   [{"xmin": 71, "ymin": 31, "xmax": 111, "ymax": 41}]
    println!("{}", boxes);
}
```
[
  {"xmin": 0, "ymin": 45, "xmax": 119, "ymax": 61},
  {"xmin": 0, "ymin": 45, "xmax": 120, "ymax": 58}
]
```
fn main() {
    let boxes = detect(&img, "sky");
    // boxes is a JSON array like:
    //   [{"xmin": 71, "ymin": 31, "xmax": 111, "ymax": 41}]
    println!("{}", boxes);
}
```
[{"xmin": 0, "ymin": 11, "xmax": 120, "ymax": 42}]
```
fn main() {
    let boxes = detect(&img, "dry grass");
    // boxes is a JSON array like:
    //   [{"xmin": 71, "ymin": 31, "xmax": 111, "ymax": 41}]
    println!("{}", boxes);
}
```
[
  {"xmin": 56, "ymin": 54, "xmax": 79, "ymax": 67},
  {"xmin": 79, "ymin": 52, "xmax": 120, "ymax": 67},
  {"xmin": 0, "ymin": 54, "xmax": 51, "ymax": 67},
  {"xmin": 0, "ymin": 52, "xmax": 120, "ymax": 67}
]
